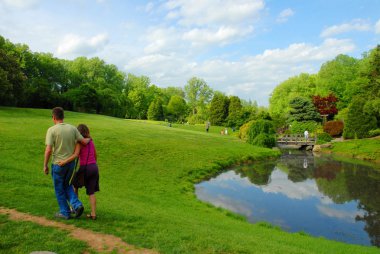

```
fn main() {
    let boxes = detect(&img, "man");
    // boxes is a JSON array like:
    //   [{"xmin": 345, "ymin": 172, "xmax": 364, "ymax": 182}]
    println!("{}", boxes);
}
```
[
  {"xmin": 304, "ymin": 130, "xmax": 309, "ymax": 141},
  {"xmin": 43, "ymin": 107, "xmax": 89, "ymax": 219}
]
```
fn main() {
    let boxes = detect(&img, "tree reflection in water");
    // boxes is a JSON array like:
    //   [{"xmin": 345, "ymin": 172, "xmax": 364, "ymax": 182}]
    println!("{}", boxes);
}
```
[{"xmin": 232, "ymin": 151, "xmax": 380, "ymax": 247}]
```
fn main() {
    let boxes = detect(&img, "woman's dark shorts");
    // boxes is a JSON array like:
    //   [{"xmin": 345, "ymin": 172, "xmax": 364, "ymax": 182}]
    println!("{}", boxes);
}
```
[{"xmin": 82, "ymin": 163, "xmax": 99, "ymax": 195}]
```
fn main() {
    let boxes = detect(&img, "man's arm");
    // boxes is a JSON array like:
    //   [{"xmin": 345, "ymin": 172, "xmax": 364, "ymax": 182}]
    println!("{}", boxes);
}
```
[{"xmin": 44, "ymin": 145, "xmax": 52, "ymax": 175}]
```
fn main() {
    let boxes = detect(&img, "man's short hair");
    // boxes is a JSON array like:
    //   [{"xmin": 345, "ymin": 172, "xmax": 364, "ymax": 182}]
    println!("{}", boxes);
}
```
[{"xmin": 52, "ymin": 107, "xmax": 64, "ymax": 120}]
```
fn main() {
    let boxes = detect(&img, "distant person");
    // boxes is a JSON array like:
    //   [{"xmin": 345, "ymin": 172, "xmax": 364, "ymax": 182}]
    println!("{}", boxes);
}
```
[
  {"xmin": 205, "ymin": 121, "xmax": 210, "ymax": 132},
  {"xmin": 58, "ymin": 124, "xmax": 100, "ymax": 220},
  {"xmin": 44, "ymin": 107, "xmax": 89, "ymax": 220},
  {"xmin": 304, "ymin": 130, "xmax": 309, "ymax": 141},
  {"xmin": 224, "ymin": 128, "xmax": 228, "ymax": 135}
]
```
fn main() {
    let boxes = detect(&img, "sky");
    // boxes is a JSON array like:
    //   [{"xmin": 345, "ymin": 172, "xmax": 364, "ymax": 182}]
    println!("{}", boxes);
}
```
[{"xmin": 0, "ymin": 0, "xmax": 379, "ymax": 106}]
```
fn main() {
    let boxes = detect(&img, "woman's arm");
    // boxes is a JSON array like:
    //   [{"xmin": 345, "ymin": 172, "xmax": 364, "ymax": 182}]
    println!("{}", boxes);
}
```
[{"xmin": 57, "ymin": 143, "xmax": 81, "ymax": 166}]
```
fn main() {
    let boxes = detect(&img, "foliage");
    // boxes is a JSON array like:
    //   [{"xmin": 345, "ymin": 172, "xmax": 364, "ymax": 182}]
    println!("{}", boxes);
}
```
[
  {"xmin": 269, "ymin": 73, "xmax": 317, "ymax": 118},
  {"xmin": 323, "ymin": 120, "xmax": 344, "ymax": 137},
  {"xmin": 316, "ymin": 132, "xmax": 333, "ymax": 144},
  {"xmin": 238, "ymin": 120, "xmax": 255, "ymax": 141},
  {"xmin": 147, "ymin": 98, "xmax": 164, "ymax": 121},
  {"xmin": 344, "ymin": 97, "xmax": 377, "ymax": 139},
  {"xmin": 288, "ymin": 97, "xmax": 321, "ymax": 122},
  {"xmin": 184, "ymin": 77, "xmax": 213, "ymax": 120},
  {"xmin": 312, "ymin": 93, "xmax": 338, "ymax": 120},
  {"xmin": 209, "ymin": 92, "xmax": 229, "ymax": 125},
  {"xmin": 226, "ymin": 96, "xmax": 244, "ymax": 127},
  {"xmin": 369, "ymin": 129, "xmax": 380, "ymax": 137},
  {"xmin": 247, "ymin": 119, "xmax": 276, "ymax": 148},
  {"xmin": 315, "ymin": 54, "xmax": 359, "ymax": 109},
  {"xmin": 289, "ymin": 121, "xmax": 320, "ymax": 135},
  {"xmin": 166, "ymin": 95, "xmax": 188, "ymax": 122}
]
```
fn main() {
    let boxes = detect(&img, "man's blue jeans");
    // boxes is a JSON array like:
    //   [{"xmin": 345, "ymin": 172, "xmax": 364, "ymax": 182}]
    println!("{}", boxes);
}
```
[{"xmin": 52, "ymin": 161, "xmax": 82, "ymax": 217}]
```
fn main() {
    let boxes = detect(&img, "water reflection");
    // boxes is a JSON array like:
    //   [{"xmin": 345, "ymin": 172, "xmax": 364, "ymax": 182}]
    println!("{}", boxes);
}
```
[{"xmin": 195, "ymin": 150, "xmax": 380, "ymax": 247}]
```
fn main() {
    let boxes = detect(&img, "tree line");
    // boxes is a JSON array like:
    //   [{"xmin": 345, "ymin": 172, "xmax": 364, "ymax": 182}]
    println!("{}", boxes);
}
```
[
  {"xmin": 0, "ymin": 35, "xmax": 261, "ymax": 126},
  {"xmin": 2, "ymin": 33, "xmax": 378, "ymax": 144},
  {"xmin": 269, "ymin": 45, "xmax": 380, "ymax": 140}
]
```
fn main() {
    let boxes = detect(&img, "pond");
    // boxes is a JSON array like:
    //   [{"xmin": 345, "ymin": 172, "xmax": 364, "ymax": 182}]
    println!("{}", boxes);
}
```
[{"xmin": 195, "ymin": 150, "xmax": 380, "ymax": 247}]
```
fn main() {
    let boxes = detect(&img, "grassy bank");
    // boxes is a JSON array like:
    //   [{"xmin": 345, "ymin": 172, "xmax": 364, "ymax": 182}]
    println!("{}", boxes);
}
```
[
  {"xmin": 0, "ymin": 107, "xmax": 378, "ymax": 253},
  {"xmin": 323, "ymin": 137, "xmax": 380, "ymax": 163}
]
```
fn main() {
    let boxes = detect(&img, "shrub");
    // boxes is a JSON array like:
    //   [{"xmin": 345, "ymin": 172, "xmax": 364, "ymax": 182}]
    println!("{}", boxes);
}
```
[
  {"xmin": 343, "ymin": 97, "xmax": 377, "ymax": 139},
  {"xmin": 369, "ymin": 129, "xmax": 380, "ymax": 137},
  {"xmin": 251, "ymin": 133, "xmax": 276, "ymax": 148},
  {"xmin": 317, "ymin": 132, "xmax": 333, "ymax": 144},
  {"xmin": 239, "ymin": 120, "xmax": 255, "ymax": 141},
  {"xmin": 323, "ymin": 120, "xmax": 344, "ymax": 137},
  {"xmin": 290, "ymin": 121, "xmax": 319, "ymax": 135},
  {"xmin": 247, "ymin": 120, "xmax": 276, "ymax": 148}
]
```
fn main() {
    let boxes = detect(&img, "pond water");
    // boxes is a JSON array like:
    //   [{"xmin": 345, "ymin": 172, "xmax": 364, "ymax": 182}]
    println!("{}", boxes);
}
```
[{"xmin": 195, "ymin": 150, "xmax": 380, "ymax": 247}]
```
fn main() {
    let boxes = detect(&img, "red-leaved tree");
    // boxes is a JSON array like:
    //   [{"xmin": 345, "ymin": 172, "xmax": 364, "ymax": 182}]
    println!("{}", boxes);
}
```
[{"xmin": 312, "ymin": 94, "xmax": 338, "ymax": 121}]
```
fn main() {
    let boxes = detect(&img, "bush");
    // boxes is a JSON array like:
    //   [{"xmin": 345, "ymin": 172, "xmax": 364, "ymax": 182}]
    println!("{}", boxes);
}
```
[
  {"xmin": 369, "ymin": 129, "xmax": 380, "ymax": 137},
  {"xmin": 238, "ymin": 120, "xmax": 255, "ymax": 141},
  {"xmin": 290, "ymin": 121, "xmax": 319, "ymax": 135},
  {"xmin": 343, "ymin": 97, "xmax": 377, "ymax": 139},
  {"xmin": 323, "ymin": 120, "xmax": 344, "ymax": 137},
  {"xmin": 251, "ymin": 133, "xmax": 276, "ymax": 148},
  {"xmin": 317, "ymin": 132, "xmax": 333, "ymax": 144},
  {"xmin": 247, "ymin": 120, "xmax": 276, "ymax": 148}
]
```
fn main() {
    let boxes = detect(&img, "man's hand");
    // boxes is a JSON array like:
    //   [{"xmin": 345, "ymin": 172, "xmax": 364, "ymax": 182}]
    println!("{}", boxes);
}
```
[{"xmin": 44, "ymin": 165, "xmax": 49, "ymax": 175}]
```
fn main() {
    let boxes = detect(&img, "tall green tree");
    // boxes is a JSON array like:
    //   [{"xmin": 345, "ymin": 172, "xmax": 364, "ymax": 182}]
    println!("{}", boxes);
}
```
[
  {"xmin": 209, "ymin": 92, "xmax": 229, "ymax": 125},
  {"xmin": 226, "ymin": 96, "xmax": 243, "ymax": 127},
  {"xmin": 184, "ymin": 77, "xmax": 213, "ymax": 118},
  {"xmin": 166, "ymin": 95, "xmax": 188, "ymax": 122},
  {"xmin": 344, "ymin": 97, "xmax": 377, "ymax": 138},
  {"xmin": 288, "ymin": 97, "xmax": 321, "ymax": 122},
  {"xmin": 148, "ymin": 98, "xmax": 164, "ymax": 121}
]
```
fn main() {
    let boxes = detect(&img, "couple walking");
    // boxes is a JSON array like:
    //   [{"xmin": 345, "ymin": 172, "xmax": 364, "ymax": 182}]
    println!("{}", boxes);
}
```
[{"xmin": 43, "ymin": 107, "xmax": 99, "ymax": 220}]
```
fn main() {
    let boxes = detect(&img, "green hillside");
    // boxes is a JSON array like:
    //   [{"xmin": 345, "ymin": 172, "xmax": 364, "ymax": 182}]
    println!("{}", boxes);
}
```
[{"xmin": 0, "ymin": 107, "xmax": 378, "ymax": 253}]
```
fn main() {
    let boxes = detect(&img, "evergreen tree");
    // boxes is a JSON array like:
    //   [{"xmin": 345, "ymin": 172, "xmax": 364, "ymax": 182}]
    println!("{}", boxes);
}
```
[
  {"xmin": 226, "ymin": 96, "xmax": 243, "ymax": 127},
  {"xmin": 288, "ymin": 97, "xmax": 321, "ymax": 122},
  {"xmin": 209, "ymin": 92, "xmax": 229, "ymax": 125}
]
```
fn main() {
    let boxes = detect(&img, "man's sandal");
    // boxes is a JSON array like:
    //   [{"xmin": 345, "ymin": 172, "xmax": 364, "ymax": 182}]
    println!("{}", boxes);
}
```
[{"xmin": 86, "ymin": 214, "xmax": 97, "ymax": 220}]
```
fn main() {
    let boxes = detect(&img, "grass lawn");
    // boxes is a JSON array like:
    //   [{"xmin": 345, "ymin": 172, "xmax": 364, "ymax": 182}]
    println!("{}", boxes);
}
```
[
  {"xmin": 326, "ymin": 137, "xmax": 380, "ymax": 163},
  {"xmin": 0, "ymin": 214, "xmax": 87, "ymax": 254},
  {"xmin": 0, "ymin": 107, "xmax": 378, "ymax": 253}
]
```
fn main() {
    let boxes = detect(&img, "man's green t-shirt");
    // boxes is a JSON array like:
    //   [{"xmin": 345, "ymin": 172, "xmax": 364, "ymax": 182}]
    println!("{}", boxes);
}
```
[{"xmin": 45, "ymin": 123, "xmax": 84, "ymax": 164}]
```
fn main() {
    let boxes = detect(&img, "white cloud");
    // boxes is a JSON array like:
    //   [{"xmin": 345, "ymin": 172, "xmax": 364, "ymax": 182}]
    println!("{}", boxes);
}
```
[
  {"xmin": 165, "ymin": 0, "xmax": 264, "ymax": 26},
  {"xmin": 183, "ymin": 26, "xmax": 254, "ymax": 46},
  {"xmin": 317, "ymin": 205, "xmax": 364, "ymax": 222},
  {"xmin": 56, "ymin": 33, "xmax": 109, "ymax": 58},
  {"xmin": 125, "ymin": 38, "xmax": 355, "ymax": 105},
  {"xmin": 0, "ymin": 0, "xmax": 40, "ymax": 9},
  {"xmin": 163, "ymin": 0, "xmax": 264, "ymax": 47},
  {"xmin": 144, "ymin": 27, "xmax": 182, "ymax": 54},
  {"xmin": 276, "ymin": 8, "xmax": 294, "ymax": 23},
  {"xmin": 375, "ymin": 19, "xmax": 380, "ymax": 34},
  {"xmin": 320, "ymin": 19, "xmax": 371, "ymax": 37}
]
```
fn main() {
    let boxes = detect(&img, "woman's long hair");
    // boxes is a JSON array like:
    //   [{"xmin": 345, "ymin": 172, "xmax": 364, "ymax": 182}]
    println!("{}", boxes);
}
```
[{"xmin": 77, "ymin": 124, "xmax": 90, "ymax": 138}]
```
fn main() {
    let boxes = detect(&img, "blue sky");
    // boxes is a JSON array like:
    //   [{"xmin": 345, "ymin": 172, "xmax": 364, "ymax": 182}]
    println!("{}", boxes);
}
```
[{"xmin": 0, "ymin": 0, "xmax": 379, "ymax": 106}]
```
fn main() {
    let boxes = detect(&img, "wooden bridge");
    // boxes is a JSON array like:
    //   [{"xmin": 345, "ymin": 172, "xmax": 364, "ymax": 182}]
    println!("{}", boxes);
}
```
[{"xmin": 277, "ymin": 134, "xmax": 316, "ymax": 149}]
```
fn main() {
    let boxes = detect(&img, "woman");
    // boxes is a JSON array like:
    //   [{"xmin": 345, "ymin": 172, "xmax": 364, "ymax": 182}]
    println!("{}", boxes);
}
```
[{"xmin": 58, "ymin": 124, "xmax": 99, "ymax": 220}]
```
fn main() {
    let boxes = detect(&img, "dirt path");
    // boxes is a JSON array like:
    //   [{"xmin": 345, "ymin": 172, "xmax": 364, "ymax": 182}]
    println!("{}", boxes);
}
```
[{"xmin": 0, "ymin": 207, "xmax": 157, "ymax": 254}]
